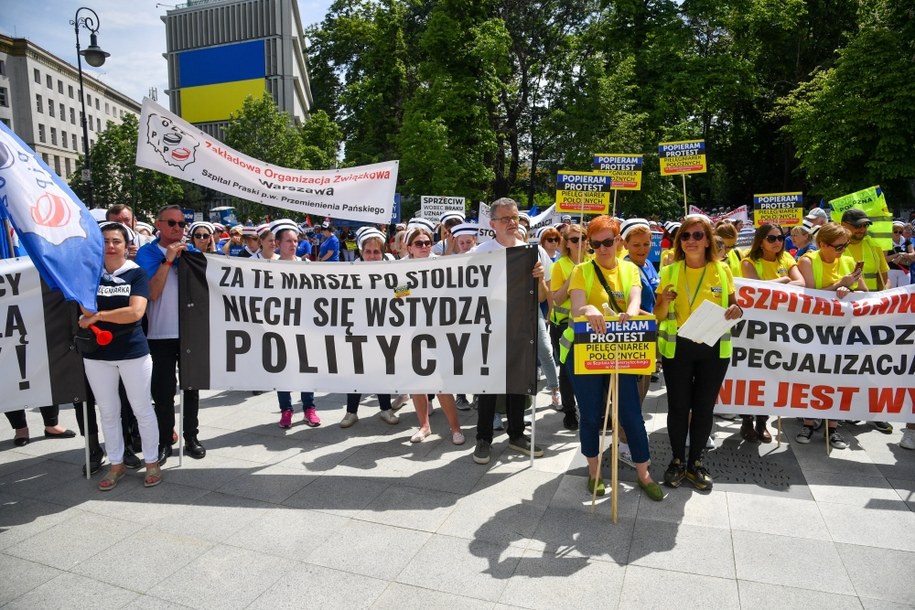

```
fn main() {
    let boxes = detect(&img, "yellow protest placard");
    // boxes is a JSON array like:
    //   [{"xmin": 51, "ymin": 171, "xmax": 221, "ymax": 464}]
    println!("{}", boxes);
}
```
[
  {"xmin": 658, "ymin": 140, "xmax": 706, "ymax": 175},
  {"xmin": 572, "ymin": 316, "xmax": 657, "ymax": 375}
]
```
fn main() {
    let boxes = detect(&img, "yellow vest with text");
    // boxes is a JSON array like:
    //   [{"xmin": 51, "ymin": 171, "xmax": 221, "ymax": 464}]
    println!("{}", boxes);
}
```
[{"xmin": 657, "ymin": 261, "xmax": 732, "ymax": 359}]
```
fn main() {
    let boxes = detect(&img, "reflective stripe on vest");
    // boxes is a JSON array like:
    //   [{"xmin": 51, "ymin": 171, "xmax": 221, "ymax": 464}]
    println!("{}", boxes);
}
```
[
  {"xmin": 549, "ymin": 257, "xmax": 575, "ymax": 325},
  {"xmin": 557, "ymin": 261, "xmax": 635, "ymax": 364},
  {"xmin": 657, "ymin": 261, "xmax": 731, "ymax": 359}
]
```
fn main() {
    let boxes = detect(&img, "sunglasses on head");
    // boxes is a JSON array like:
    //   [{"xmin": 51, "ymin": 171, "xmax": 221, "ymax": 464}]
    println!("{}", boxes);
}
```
[
  {"xmin": 164, "ymin": 219, "xmax": 187, "ymax": 228},
  {"xmin": 566, "ymin": 236, "xmax": 582, "ymax": 244},
  {"xmin": 412, "ymin": 240, "xmax": 432, "ymax": 247},
  {"xmin": 680, "ymin": 231, "xmax": 706, "ymax": 242},
  {"xmin": 764, "ymin": 234, "xmax": 785, "ymax": 243},
  {"xmin": 589, "ymin": 237, "xmax": 618, "ymax": 249},
  {"xmin": 192, "ymin": 233, "xmax": 211, "ymax": 239},
  {"xmin": 544, "ymin": 237, "xmax": 560, "ymax": 243}
]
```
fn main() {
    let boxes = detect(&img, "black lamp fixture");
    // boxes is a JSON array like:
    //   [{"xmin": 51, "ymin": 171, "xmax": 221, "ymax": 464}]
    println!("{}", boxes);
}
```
[{"xmin": 70, "ymin": 7, "xmax": 109, "ymax": 207}]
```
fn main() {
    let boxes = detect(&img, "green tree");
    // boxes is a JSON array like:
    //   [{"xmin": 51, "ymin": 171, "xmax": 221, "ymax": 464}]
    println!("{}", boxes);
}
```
[
  {"xmin": 300, "ymin": 109, "xmax": 344, "ymax": 169},
  {"xmin": 68, "ymin": 113, "xmax": 184, "ymax": 220}
]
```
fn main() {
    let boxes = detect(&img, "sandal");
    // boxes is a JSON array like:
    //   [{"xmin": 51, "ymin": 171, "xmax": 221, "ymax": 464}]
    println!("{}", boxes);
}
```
[
  {"xmin": 144, "ymin": 465, "xmax": 163, "ymax": 488},
  {"xmin": 98, "ymin": 468, "xmax": 126, "ymax": 491}
]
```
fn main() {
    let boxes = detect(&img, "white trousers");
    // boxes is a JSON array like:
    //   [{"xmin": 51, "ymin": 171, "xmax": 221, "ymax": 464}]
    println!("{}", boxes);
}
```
[{"xmin": 83, "ymin": 355, "xmax": 159, "ymax": 465}]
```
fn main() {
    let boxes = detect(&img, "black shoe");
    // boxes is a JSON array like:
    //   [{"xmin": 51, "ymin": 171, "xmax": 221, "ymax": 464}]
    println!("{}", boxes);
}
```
[
  {"xmin": 82, "ymin": 448, "xmax": 107, "ymax": 476},
  {"xmin": 562, "ymin": 412, "xmax": 579, "ymax": 431},
  {"xmin": 13, "ymin": 435, "xmax": 30, "ymax": 447},
  {"xmin": 123, "ymin": 449, "xmax": 142, "ymax": 470},
  {"xmin": 686, "ymin": 460, "xmax": 713, "ymax": 491},
  {"xmin": 157, "ymin": 444, "xmax": 172, "ymax": 466},
  {"xmin": 184, "ymin": 437, "xmax": 207, "ymax": 459},
  {"xmin": 43, "ymin": 428, "xmax": 76, "ymax": 439},
  {"xmin": 130, "ymin": 434, "xmax": 143, "ymax": 454},
  {"xmin": 663, "ymin": 458, "xmax": 686, "ymax": 488}
]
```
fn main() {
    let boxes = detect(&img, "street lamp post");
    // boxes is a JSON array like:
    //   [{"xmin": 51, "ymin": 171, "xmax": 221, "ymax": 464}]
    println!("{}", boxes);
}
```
[{"xmin": 70, "ymin": 7, "xmax": 109, "ymax": 208}]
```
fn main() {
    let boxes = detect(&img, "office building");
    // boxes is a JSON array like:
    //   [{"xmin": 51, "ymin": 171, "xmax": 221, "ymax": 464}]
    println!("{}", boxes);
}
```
[{"xmin": 0, "ymin": 34, "xmax": 140, "ymax": 181}]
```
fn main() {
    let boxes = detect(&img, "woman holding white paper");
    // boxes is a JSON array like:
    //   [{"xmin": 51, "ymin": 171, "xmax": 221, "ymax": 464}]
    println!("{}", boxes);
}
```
[
  {"xmin": 565, "ymin": 215, "xmax": 662, "ymax": 501},
  {"xmin": 654, "ymin": 214, "xmax": 743, "ymax": 492}
]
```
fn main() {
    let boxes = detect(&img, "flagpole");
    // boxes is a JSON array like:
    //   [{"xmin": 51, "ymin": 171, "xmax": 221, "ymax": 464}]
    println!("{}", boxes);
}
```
[{"xmin": 0, "ymin": 209, "xmax": 13, "ymax": 259}]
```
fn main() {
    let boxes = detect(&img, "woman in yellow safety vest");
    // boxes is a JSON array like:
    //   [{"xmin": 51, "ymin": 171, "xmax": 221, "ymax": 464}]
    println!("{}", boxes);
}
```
[
  {"xmin": 549, "ymin": 223, "xmax": 587, "ymax": 431},
  {"xmin": 565, "ymin": 215, "xmax": 663, "ymax": 501},
  {"xmin": 738, "ymin": 223, "xmax": 804, "ymax": 444},
  {"xmin": 655, "ymin": 214, "xmax": 744, "ymax": 492},
  {"xmin": 795, "ymin": 222, "xmax": 864, "ymax": 449}
]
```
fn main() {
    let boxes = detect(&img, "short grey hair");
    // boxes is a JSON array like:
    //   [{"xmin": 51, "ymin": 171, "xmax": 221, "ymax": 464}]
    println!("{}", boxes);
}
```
[{"xmin": 489, "ymin": 197, "xmax": 518, "ymax": 217}]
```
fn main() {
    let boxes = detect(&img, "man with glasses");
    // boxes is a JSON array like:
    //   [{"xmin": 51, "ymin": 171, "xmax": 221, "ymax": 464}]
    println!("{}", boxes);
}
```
[
  {"xmin": 136, "ymin": 205, "xmax": 207, "ymax": 464},
  {"xmin": 470, "ymin": 198, "xmax": 549, "ymax": 464}
]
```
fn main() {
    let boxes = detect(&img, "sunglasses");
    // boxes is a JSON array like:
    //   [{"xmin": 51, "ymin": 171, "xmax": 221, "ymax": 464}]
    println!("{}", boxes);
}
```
[
  {"xmin": 412, "ymin": 240, "xmax": 432, "ymax": 247},
  {"xmin": 544, "ymin": 237, "xmax": 560, "ymax": 243},
  {"xmin": 192, "ymin": 233, "xmax": 211, "ymax": 239},
  {"xmin": 680, "ymin": 231, "xmax": 706, "ymax": 242},
  {"xmin": 493, "ymin": 215, "xmax": 520, "ymax": 224},
  {"xmin": 764, "ymin": 234, "xmax": 785, "ymax": 243},
  {"xmin": 589, "ymin": 237, "xmax": 618, "ymax": 249},
  {"xmin": 894, "ymin": 230, "xmax": 903, "ymax": 234},
  {"xmin": 162, "ymin": 219, "xmax": 187, "ymax": 228},
  {"xmin": 566, "ymin": 236, "xmax": 582, "ymax": 244},
  {"xmin": 828, "ymin": 241, "xmax": 850, "ymax": 251}
]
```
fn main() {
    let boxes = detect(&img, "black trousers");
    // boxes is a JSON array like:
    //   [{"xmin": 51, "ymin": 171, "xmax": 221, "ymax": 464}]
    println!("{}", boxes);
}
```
[
  {"xmin": 5, "ymin": 405, "xmax": 59, "ymax": 430},
  {"xmin": 662, "ymin": 339, "xmax": 730, "ymax": 464},
  {"xmin": 149, "ymin": 338, "xmax": 200, "ymax": 443},
  {"xmin": 476, "ymin": 394, "xmax": 526, "ymax": 443}
]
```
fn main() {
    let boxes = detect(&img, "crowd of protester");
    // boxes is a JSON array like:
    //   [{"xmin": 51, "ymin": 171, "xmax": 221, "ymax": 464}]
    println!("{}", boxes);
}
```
[{"xmin": 6, "ymin": 199, "xmax": 914, "ymax": 498}]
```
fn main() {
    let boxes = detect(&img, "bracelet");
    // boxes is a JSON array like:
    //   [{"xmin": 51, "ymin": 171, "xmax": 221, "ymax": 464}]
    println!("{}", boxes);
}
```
[{"xmin": 161, "ymin": 257, "xmax": 173, "ymax": 267}]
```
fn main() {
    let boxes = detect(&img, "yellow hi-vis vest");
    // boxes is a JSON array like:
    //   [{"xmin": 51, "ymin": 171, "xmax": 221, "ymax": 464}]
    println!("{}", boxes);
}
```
[
  {"xmin": 558, "ymin": 261, "xmax": 635, "ymax": 364},
  {"xmin": 806, "ymin": 250, "xmax": 855, "ymax": 289},
  {"xmin": 549, "ymin": 257, "xmax": 575, "ymax": 326},
  {"xmin": 657, "ymin": 261, "xmax": 732, "ymax": 359}
]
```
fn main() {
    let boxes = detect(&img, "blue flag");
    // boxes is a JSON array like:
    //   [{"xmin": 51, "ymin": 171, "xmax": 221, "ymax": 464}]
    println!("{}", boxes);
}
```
[{"xmin": 0, "ymin": 122, "xmax": 103, "ymax": 310}]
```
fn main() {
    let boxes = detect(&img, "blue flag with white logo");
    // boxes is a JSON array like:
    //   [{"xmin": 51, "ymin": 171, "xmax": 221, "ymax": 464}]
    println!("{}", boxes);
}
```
[{"xmin": 0, "ymin": 122, "xmax": 103, "ymax": 310}]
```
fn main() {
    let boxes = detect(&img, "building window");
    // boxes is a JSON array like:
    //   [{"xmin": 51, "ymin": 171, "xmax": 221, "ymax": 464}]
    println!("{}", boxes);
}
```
[
  {"xmin": 50, "ymin": 127, "xmax": 57, "ymax": 146},
  {"xmin": 59, "ymin": 103, "xmax": 64, "ymax": 118},
  {"xmin": 58, "ymin": 80, "xmax": 63, "ymax": 94},
  {"xmin": 86, "ymin": 93, "xmax": 91, "ymax": 106},
  {"xmin": 46, "ymin": 74, "xmax": 52, "ymax": 89},
  {"xmin": 62, "ymin": 131, "xmax": 68, "ymax": 148},
  {"xmin": 71, "ymin": 134, "xmax": 77, "ymax": 149},
  {"xmin": 96, "ymin": 118, "xmax": 101, "ymax": 131},
  {"xmin": 0, "ymin": 87, "xmax": 8, "ymax": 108},
  {"xmin": 1, "ymin": 118, "xmax": 10, "ymax": 128},
  {"xmin": 65, "ymin": 157, "xmax": 71, "ymax": 177},
  {"xmin": 38, "ymin": 124, "xmax": 46, "ymax": 143},
  {"xmin": 0, "ymin": 60, "xmax": 5, "ymax": 76},
  {"xmin": 41, "ymin": 153, "xmax": 49, "ymax": 165},
  {"xmin": 68, "ymin": 85, "xmax": 74, "ymax": 99},
  {"xmin": 88, "ymin": 115, "xmax": 93, "ymax": 131},
  {"xmin": 95, "ymin": 98, "xmax": 100, "ymax": 110},
  {"xmin": 36, "ymin": 94, "xmax": 43, "ymax": 113},
  {"xmin": 70, "ymin": 108, "xmax": 75, "ymax": 124},
  {"xmin": 34, "ymin": 68, "xmax": 40, "ymax": 84},
  {"xmin": 48, "ymin": 102, "xmax": 55, "ymax": 117},
  {"xmin": 54, "ymin": 156, "xmax": 61, "ymax": 175},
  {"xmin": 105, "ymin": 102, "xmax": 109, "ymax": 115}
]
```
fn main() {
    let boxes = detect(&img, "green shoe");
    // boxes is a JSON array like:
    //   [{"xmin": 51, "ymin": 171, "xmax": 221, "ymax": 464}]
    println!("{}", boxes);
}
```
[
  {"xmin": 639, "ymin": 479, "xmax": 664, "ymax": 502},
  {"xmin": 587, "ymin": 477, "xmax": 606, "ymax": 496}
]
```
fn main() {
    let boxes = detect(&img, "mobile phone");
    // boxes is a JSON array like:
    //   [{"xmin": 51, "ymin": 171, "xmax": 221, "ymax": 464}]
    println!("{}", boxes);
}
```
[{"xmin": 853, "ymin": 261, "xmax": 864, "ymax": 273}]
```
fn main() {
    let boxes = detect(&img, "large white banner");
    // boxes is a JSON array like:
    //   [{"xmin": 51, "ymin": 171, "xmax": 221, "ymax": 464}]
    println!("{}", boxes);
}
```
[
  {"xmin": 720, "ymin": 279, "xmax": 915, "ymax": 421},
  {"xmin": 0, "ymin": 258, "xmax": 86, "ymax": 411},
  {"xmin": 136, "ymin": 98, "xmax": 398, "ymax": 224},
  {"xmin": 178, "ymin": 249, "xmax": 538, "ymax": 394}
]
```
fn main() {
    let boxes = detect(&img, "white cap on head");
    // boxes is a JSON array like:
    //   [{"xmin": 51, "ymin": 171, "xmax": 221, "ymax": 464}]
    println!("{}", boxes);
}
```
[
  {"xmin": 518, "ymin": 212, "xmax": 531, "ymax": 225},
  {"xmin": 357, "ymin": 228, "xmax": 386, "ymax": 250},
  {"xmin": 450, "ymin": 223, "xmax": 479, "ymax": 238},
  {"xmin": 135, "ymin": 221, "xmax": 155, "ymax": 234},
  {"xmin": 407, "ymin": 217, "xmax": 435, "ymax": 234},
  {"xmin": 620, "ymin": 218, "xmax": 650, "ymax": 241},
  {"xmin": 241, "ymin": 226, "xmax": 258, "ymax": 237},
  {"xmin": 98, "ymin": 221, "xmax": 138, "ymax": 245},
  {"xmin": 189, "ymin": 221, "xmax": 215, "ymax": 236},
  {"xmin": 439, "ymin": 210, "xmax": 465, "ymax": 225},
  {"xmin": 663, "ymin": 221, "xmax": 681, "ymax": 233},
  {"xmin": 561, "ymin": 214, "xmax": 572, "ymax": 222},
  {"xmin": 269, "ymin": 219, "xmax": 299, "ymax": 236}
]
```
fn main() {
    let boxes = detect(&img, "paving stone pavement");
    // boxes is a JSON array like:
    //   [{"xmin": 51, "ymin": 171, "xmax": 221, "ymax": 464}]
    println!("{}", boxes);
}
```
[{"xmin": 2, "ymin": 381, "xmax": 914, "ymax": 609}]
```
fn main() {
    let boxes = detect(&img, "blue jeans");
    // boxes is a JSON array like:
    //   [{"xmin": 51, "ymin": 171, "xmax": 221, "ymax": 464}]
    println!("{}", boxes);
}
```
[
  {"xmin": 566, "ymin": 347, "xmax": 649, "ymax": 462},
  {"xmin": 278, "ymin": 392, "xmax": 315, "ymax": 412}
]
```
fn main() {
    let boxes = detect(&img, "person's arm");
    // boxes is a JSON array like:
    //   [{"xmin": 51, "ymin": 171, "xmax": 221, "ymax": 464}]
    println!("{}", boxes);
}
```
[
  {"xmin": 78, "ymin": 295, "xmax": 148, "ymax": 328},
  {"xmin": 741, "ymin": 259, "xmax": 759, "ymax": 280},
  {"xmin": 551, "ymin": 268, "xmax": 572, "ymax": 306},
  {"xmin": 725, "ymin": 293, "xmax": 743, "ymax": 320},
  {"xmin": 571, "ymin": 287, "xmax": 606, "ymax": 334},
  {"xmin": 147, "ymin": 242, "xmax": 186, "ymax": 301},
  {"xmin": 785, "ymin": 265, "xmax": 805, "ymax": 286}
]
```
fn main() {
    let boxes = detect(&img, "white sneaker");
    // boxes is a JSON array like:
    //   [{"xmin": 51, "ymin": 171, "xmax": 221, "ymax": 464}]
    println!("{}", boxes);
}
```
[
  {"xmin": 339, "ymin": 412, "xmax": 358, "ymax": 428},
  {"xmin": 901, "ymin": 429, "xmax": 915, "ymax": 450},
  {"xmin": 391, "ymin": 394, "xmax": 408, "ymax": 412},
  {"xmin": 379, "ymin": 410, "xmax": 399, "ymax": 425}
]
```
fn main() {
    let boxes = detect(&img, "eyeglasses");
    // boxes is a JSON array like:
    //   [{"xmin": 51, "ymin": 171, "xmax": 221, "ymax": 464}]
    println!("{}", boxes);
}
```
[
  {"xmin": 192, "ymin": 233, "xmax": 211, "ymax": 239},
  {"xmin": 544, "ymin": 237, "xmax": 560, "ymax": 243},
  {"xmin": 589, "ymin": 237, "xmax": 618, "ymax": 249},
  {"xmin": 722, "ymin": 244, "xmax": 736, "ymax": 251},
  {"xmin": 163, "ymin": 219, "xmax": 187, "ymax": 228},
  {"xmin": 893, "ymin": 230, "xmax": 903, "ymax": 234},
  {"xmin": 566, "ymin": 236, "xmax": 582, "ymax": 244},
  {"xmin": 411, "ymin": 240, "xmax": 432, "ymax": 247},
  {"xmin": 493, "ymin": 215, "xmax": 520, "ymax": 224},
  {"xmin": 828, "ymin": 241, "xmax": 850, "ymax": 251},
  {"xmin": 680, "ymin": 231, "xmax": 706, "ymax": 242},
  {"xmin": 764, "ymin": 234, "xmax": 786, "ymax": 243}
]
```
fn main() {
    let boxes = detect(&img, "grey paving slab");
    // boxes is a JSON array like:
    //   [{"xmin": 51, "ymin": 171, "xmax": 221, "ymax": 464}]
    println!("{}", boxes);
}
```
[
  {"xmin": 528, "ymin": 507, "xmax": 635, "ymax": 565},
  {"xmin": 0, "ymin": 552, "xmax": 64, "ymax": 605},
  {"xmin": 355, "ymin": 483, "xmax": 460, "ymax": 532},
  {"xmin": 76, "ymin": 479, "xmax": 211, "ymax": 525},
  {"xmin": 804, "ymin": 469, "xmax": 904, "ymax": 507},
  {"xmin": 818, "ymin": 502, "xmax": 915, "ymax": 552},
  {"xmin": 726, "ymin": 491, "xmax": 830, "ymax": 540},
  {"xmin": 617, "ymin": 565, "xmax": 739, "ymax": 610},
  {"xmin": 248, "ymin": 561, "xmax": 389, "ymax": 609},
  {"xmin": 122, "ymin": 594, "xmax": 195, "ymax": 609},
  {"xmin": 228, "ymin": 506, "xmax": 349, "ymax": 561},
  {"xmin": 2, "ymin": 570, "xmax": 139, "ymax": 609},
  {"xmin": 0, "ymin": 492, "xmax": 74, "ymax": 551},
  {"xmin": 4, "ymin": 509, "xmax": 143, "ymax": 571},
  {"xmin": 144, "ymin": 543, "xmax": 285, "ymax": 609},
  {"xmin": 396, "ymin": 533, "xmax": 522, "ymax": 603},
  {"xmin": 214, "ymin": 462, "xmax": 319, "ymax": 504},
  {"xmin": 281, "ymin": 472, "xmax": 393, "ymax": 516},
  {"xmin": 859, "ymin": 598, "xmax": 915, "ymax": 610},
  {"xmin": 635, "ymin": 480, "xmax": 730, "ymax": 529},
  {"xmin": 149, "ymin": 490, "xmax": 272, "ymax": 544},
  {"xmin": 837, "ymin": 543, "xmax": 915, "ymax": 606},
  {"xmin": 737, "ymin": 579, "xmax": 863, "ymax": 610},
  {"xmin": 372, "ymin": 582, "xmax": 494, "ymax": 610},
  {"xmin": 306, "ymin": 518, "xmax": 430, "ymax": 581},
  {"xmin": 732, "ymin": 529, "xmax": 856, "ymax": 595},
  {"xmin": 499, "ymin": 548, "xmax": 626, "ymax": 610},
  {"xmin": 627, "ymin": 519, "xmax": 736, "ymax": 579}
]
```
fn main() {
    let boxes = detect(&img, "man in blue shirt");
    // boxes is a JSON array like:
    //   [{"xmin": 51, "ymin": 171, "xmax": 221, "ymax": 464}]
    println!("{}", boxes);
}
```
[{"xmin": 318, "ymin": 222, "xmax": 340, "ymax": 261}]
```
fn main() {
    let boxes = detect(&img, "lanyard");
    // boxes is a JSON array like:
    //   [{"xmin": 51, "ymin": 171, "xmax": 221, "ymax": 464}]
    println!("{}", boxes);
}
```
[{"xmin": 684, "ymin": 264, "xmax": 707, "ymax": 310}]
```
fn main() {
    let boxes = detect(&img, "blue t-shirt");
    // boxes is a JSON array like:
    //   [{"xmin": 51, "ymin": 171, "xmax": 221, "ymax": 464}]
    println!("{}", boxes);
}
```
[
  {"xmin": 136, "ymin": 238, "xmax": 200, "ymax": 279},
  {"xmin": 83, "ymin": 263, "xmax": 150, "ymax": 361},
  {"xmin": 319, "ymin": 234, "xmax": 340, "ymax": 261},
  {"xmin": 627, "ymin": 256, "xmax": 659, "ymax": 313},
  {"xmin": 296, "ymin": 239, "xmax": 312, "ymax": 258}
]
